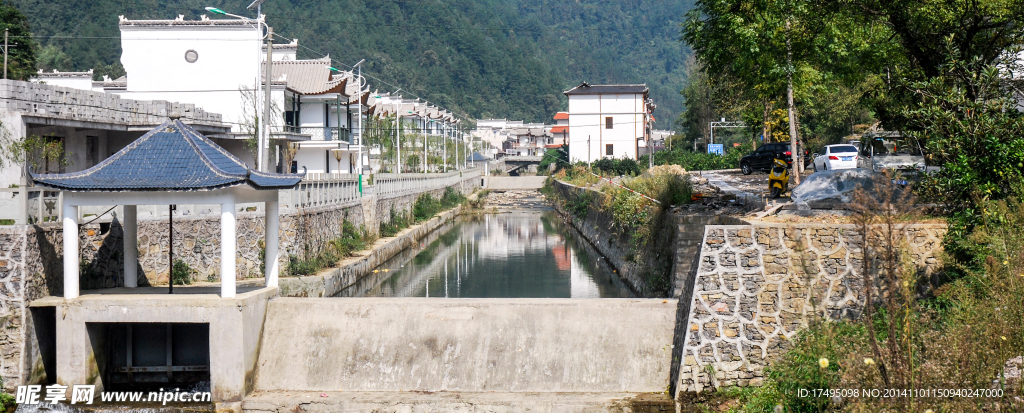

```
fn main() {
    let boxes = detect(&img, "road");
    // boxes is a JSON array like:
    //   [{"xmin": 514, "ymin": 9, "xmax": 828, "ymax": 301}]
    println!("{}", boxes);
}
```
[{"xmin": 696, "ymin": 168, "xmax": 815, "ymax": 202}]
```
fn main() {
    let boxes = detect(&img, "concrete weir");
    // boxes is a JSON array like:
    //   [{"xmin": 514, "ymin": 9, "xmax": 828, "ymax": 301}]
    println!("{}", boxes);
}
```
[{"xmin": 245, "ymin": 298, "xmax": 677, "ymax": 411}]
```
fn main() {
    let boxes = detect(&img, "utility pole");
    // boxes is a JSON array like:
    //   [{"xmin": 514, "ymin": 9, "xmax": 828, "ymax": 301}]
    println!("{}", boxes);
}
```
[
  {"xmin": 422, "ymin": 115, "xmax": 427, "ymax": 173},
  {"xmin": 3, "ymin": 29, "xmax": 8, "ymax": 80},
  {"xmin": 785, "ymin": 17, "xmax": 801, "ymax": 185},
  {"xmin": 395, "ymin": 113, "xmax": 402, "ymax": 174},
  {"xmin": 261, "ymin": 27, "xmax": 274, "ymax": 172}
]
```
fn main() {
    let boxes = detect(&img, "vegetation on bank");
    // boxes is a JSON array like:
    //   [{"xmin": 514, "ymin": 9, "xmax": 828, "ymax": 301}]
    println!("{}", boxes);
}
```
[
  {"xmin": 708, "ymin": 178, "xmax": 1024, "ymax": 412},
  {"xmin": 680, "ymin": 0, "xmax": 1024, "ymax": 409},
  {"xmin": 286, "ymin": 219, "xmax": 373, "ymax": 276},
  {"xmin": 379, "ymin": 187, "xmax": 467, "ymax": 237},
  {"xmin": 546, "ymin": 165, "xmax": 692, "ymax": 294},
  {"xmin": 639, "ymin": 143, "xmax": 751, "ymax": 172}
]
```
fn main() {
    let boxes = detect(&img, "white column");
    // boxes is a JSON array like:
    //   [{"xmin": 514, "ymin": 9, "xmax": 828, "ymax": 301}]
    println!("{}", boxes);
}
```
[
  {"xmin": 123, "ymin": 205, "xmax": 138, "ymax": 288},
  {"xmin": 264, "ymin": 200, "xmax": 279, "ymax": 288},
  {"xmin": 62, "ymin": 203, "xmax": 79, "ymax": 299},
  {"xmin": 220, "ymin": 200, "xmax": 237, "ymax": 298}
]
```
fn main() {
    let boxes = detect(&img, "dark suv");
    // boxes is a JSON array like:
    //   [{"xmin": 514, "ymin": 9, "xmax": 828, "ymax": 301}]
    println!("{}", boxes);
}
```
[{"xmin": 739, "ymin": 142, "xmax": 797, "ymax": 175}]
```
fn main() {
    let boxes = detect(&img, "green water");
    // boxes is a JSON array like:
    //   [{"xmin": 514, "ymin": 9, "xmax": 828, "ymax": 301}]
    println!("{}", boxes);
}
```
[{"xmin": 337, "ymin": 211, "xmax": 635, "ymax": 298}]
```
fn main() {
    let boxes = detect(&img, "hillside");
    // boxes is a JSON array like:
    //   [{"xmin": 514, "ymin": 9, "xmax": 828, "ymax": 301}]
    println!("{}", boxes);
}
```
[{"xmin": 13, "ymin": 0, "xmax": 692, "ymax": 126}]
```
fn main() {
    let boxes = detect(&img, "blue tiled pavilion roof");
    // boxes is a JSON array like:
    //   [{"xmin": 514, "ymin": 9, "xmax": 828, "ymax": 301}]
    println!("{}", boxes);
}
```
[{"xmin": 32, "ymin": 120, "xmax": 303, "ymax": 192}]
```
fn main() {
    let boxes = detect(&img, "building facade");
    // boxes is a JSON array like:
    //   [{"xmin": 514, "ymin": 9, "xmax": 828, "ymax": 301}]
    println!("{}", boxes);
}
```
[{"xmin": 564, "ymin": 83, "xmax": 653, "ymax": 163}]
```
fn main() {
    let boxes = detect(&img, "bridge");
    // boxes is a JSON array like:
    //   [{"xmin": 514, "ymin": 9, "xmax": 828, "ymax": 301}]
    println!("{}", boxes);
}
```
[
  {"xmin": 502, "ymin": 155, "xmax": 543, "ymax": 174},
  {"xmin": 486, "ymin": 175, "xmax": 547, "ymax": 190}
]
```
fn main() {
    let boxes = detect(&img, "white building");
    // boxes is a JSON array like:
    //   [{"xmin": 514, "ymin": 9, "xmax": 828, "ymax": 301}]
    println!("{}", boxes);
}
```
[
  {"xmin": 32, "ymin": 69, "xmax": 96, "ymax": 90},
  {"xmin": 563, "ymin": 83, "xmax": 653, "ymax": 163}
]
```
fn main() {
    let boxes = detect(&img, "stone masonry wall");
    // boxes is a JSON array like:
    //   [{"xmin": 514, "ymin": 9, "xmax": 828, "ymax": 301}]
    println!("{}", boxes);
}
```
[
  {"xmin": 676, "ymin": 223, "xmax": 945, "ymax": 394},
  {"xmin": 0, "ymin": 176, "xmax": 481, "ymax": 389}
]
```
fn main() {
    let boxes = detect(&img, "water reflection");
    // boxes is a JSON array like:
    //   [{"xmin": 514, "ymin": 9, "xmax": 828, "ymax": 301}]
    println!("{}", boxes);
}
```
[{"xmin": 337, "ymin": 211, "xmax": 635, "ymax": 298}]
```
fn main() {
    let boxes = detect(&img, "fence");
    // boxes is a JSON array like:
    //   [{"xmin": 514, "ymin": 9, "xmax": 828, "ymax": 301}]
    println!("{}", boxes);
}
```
[
  {"xmin": 289, "ymin": 173, "xmax": 361, "ymax": 208},
  {"xmin": 0, "ymin": 169, "xmax": 482, "ymax": 225},
  {"xmin": 374, "ymin": 168, "xmax": 481, "ymax": 198}
]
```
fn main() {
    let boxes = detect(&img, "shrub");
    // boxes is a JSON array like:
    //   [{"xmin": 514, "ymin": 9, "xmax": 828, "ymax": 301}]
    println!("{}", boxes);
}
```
[
  {"xmin": 380, "ymin": 206, "xmax": 411, "ymax": 237},
  {"xmin": 171, "ymin": 259, "xmax": 194, "ymax": 285},
  {"xmin": 592, "ymin": 157, "xmax": 641, "ymax": 176}
]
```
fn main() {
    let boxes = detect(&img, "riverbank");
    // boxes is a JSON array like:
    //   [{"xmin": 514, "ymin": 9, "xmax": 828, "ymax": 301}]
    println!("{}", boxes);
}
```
[{"xmin": 276, "ymin": 202, "xmax": 470, "ymax": 298}]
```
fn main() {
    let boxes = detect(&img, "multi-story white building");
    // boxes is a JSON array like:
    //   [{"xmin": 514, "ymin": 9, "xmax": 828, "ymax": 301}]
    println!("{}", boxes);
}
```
[{"xmin": 563, "ymin": 83, "xmax": 654, "ymax": 163}]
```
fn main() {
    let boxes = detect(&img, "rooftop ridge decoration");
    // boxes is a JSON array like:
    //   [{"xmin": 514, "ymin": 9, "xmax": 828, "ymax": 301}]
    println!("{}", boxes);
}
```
[
  {"xmin": 31, "ymin": 119, "xmax": 303, "ymax": 192},
  {"xmin": 36, "ymin": 69, "xmax": 94, "ymax": 78},
  {"xmin": 563, "ymin": 82, "xmax": 649, "ymax": 95},
  {"xmin": 118, "ymin": 14, "xmax": 266, "ymax": 27}
]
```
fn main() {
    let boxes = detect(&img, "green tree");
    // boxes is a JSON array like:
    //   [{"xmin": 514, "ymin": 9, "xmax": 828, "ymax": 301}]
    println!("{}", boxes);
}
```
[{"xmin": 0, "ymin": 1, "xmax": 36, "ymax": 80}]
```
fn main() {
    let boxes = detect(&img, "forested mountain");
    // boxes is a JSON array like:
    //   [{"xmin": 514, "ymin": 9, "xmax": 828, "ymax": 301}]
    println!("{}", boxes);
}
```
[{"xmin": 13, "ymin": 0, "xmax": 693, "ymax": 126}]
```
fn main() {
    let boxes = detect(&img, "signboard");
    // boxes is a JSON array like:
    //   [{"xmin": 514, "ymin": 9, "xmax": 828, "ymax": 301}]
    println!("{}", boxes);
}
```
[{"xmin": 707, "ymin": 144, "xmax": 724, "ymax": 155}]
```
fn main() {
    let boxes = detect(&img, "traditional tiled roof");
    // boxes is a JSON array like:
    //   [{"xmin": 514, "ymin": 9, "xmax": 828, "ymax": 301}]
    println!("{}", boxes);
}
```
[
  {"xmin": 550, "ymin": 125, "xmax": 568, "ymax": 134},
  {"xmin": 553, "ymin": 112, "xmax": 568, "ymax": 120},
  {"xmin": 32, "ymin": 120, "xmax": 302, "ymax": 192},
  {"xmin": 264, "ymin": 57, "xmax": 346, "ymax": 95},
  {"xmin": 563, "ymin": 82, "xmax": 648, "ymax": 96}
]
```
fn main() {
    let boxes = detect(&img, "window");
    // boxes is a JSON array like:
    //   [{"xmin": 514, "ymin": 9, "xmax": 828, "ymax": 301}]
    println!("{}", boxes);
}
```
[
  {"xmin": 606, "ymin": 144, "xmax": 614, "ymax": 156},
  {"xmin": 605, "ymin": 117, "xmax": 613, "ymax": 129}
]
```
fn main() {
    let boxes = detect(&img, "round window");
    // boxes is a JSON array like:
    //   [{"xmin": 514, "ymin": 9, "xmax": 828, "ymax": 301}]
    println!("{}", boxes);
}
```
[{"xmin": 184, "ymin": 49, "xmax": 199, "ymax": 63}]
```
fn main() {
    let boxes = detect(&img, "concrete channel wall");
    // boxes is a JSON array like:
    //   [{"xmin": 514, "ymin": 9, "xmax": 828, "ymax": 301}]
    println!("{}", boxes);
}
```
[
  {"xmin": 0, "ymin": 173, "xmax": 482, "ymax": 391},
  {"xmin": 276, "ymin": 206, "xmax": 463, "ymax": 298},
  {"xmin": 676, "ymin": 223, "xmax": 946, "ymax": 395},
  {"xmin": 254, "ymin": 298, "xmax": 677, "ymax": 393}
]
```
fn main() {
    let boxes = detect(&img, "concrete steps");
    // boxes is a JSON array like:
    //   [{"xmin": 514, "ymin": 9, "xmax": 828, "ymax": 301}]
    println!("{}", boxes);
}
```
[{"xmin": 241, "ymin": 391, "xmax": 674, "ymax": 412}]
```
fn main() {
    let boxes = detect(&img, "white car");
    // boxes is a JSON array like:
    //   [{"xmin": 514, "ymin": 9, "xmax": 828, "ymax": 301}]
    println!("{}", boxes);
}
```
[{"xmin": 813, "ymin": 144, "xmax": 859, "ymax": 171}]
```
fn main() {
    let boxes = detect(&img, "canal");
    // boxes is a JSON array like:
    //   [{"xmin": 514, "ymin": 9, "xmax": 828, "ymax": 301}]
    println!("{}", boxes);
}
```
[{"xmin": 336, "ymin": 210, "xmax": 636, "ymax": 298}]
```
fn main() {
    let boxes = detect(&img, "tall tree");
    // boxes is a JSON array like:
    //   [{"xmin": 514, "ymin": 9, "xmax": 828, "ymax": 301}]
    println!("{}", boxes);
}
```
[{"xmin": 0, "ymin": 1, "xmax": 36, "ymax": 81}]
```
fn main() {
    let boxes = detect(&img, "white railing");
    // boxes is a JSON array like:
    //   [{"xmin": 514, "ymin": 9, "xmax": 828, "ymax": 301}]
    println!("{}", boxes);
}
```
[
  {"xmin": 374, "ymin": 168, "xmax": 482, "ymax": 198},
  {"xmin": 0, "ymin": 169, "xmax": 480, "ymax": 225},
  {"xmin": 290, "ymin": 173, "xmax": 361, "ymax": 208},
  {"xmin": 283, "ymin": 126, "xmax": 350, "ymax": 142},
  {"xmin": 0, "ymin": 187, "xmax": 61, "ymax": 224}
]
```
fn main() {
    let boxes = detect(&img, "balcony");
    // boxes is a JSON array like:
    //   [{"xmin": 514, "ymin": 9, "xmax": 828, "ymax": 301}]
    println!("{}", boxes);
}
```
[{"xmin": 282, "ymin": 126, "xmax": 353, "ymax": 143}]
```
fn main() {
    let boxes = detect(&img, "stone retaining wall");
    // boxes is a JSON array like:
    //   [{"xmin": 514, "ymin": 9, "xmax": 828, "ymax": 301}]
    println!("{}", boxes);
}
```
[
  {"xmin": 277, "ymin": 206, "xmax": 463, "ymax": 298},
  {"xmin": 675, "ymin": 223, "xmax": 946, "ymax": 395},
  {"xmin": 549, "ymin": 180, "xmax": 662, "ymax": 296},
  {"xmin": 0, "ymin": 175, "xmax": 481, "ymax": 389}
]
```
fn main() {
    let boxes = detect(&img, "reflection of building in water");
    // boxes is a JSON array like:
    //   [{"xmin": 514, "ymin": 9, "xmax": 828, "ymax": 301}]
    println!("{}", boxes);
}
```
[
  {"xmin": 473, "ymin": 214, "xmax": 563, "ymax": 261},
  {"xmin": 570, "ymin": 247, "xmax": 600, "ymax": 298},
  {"xmin": 346, "ymin": 212, "xmax": 635, "ymax": 298}
]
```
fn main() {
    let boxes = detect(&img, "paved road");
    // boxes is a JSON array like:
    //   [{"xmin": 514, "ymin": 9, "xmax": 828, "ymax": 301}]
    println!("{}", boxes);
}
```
[{"xmin": 698, "ymin": 168, "xmax": 813, "ymax": 202}]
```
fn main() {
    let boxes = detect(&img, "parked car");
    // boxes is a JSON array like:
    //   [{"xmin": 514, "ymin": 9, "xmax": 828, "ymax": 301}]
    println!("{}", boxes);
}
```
[
  {"xmin": 863, "ymin": 136, "xmax": 926, "ymax": 172},
  {"xmin": 739, "ymin": 142, "xmax": 795, "ymax": 175},
  {"xmin": 812, "ymin": 144, "xmax": 859, "ymax": 171}
]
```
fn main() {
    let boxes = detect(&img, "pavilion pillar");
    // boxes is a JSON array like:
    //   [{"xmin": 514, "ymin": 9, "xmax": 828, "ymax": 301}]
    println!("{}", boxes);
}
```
[
  {"xmin": 264, "ymin": 200, "xmax": 280, "ymax": 288},
  {"xmin": 62, "ymin": 203, "xmax": 79, "ymax": 299},
  {"xmin": 221, "ymin": 200, "xmax": 237, "ymax": 298},
  {"xmin": 123, "ymin": 205, "xmax": 138, "ymax": 288}
]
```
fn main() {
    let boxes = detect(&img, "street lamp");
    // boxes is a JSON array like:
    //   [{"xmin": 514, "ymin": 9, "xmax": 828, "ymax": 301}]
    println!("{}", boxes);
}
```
[{"xmin": 351, "ymin": 59, "xmax": 365, "ymax": 173}]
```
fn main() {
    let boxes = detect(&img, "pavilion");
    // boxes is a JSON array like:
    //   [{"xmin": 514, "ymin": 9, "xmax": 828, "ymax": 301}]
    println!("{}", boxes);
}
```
[{"xmin": 32, "ymin": 119, "xmax": 303, "ymax": 298}]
